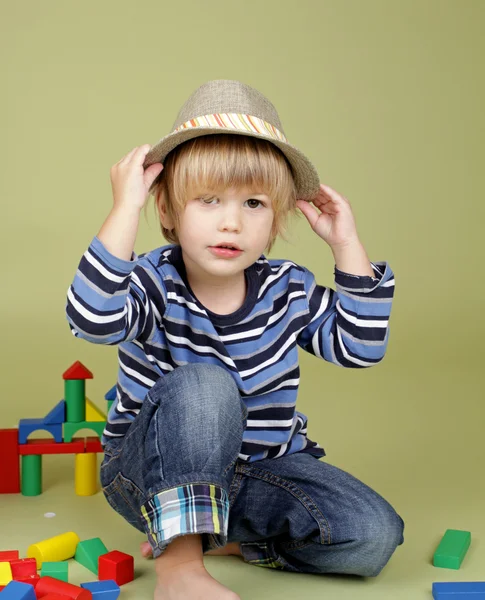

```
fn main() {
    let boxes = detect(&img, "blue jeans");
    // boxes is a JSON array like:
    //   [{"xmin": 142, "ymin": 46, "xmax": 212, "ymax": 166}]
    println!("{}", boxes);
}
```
[{"xmin": 100, "ymin": 364, "xmax": 404, "ymax": 576}]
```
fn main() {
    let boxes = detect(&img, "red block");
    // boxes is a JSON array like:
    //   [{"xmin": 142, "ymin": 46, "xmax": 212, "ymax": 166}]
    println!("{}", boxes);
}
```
[
  {"xmin": 63, "ymin": 361, "xmax": 93, "ymax": 380},
  {"xmin": 85, "ymin": 436, "xmax": 103, "ymax": 453},
  {"xmin": 0, "ymin": 429, "xmax": 20, "ymax": 493},
  {"xmin": 98, "ymin": 550, "xmax": 134, "ymax": 585},
  {"xmin": 0, "ymin": 550, "xmax": 19, "ymax": 561},
  {"xmin": 15, "ymin": 574, "xmax": 40, "ymax": 587},
  {"xmin": 11, "ymin": 557, "xmax": 37, "ymax": 579},
  {"xmin": 18, "ymin": 438, "xmax": 85, "ymax": 455},
  {"xmin": 38, "ymin": 595, "xmax": 70, "ymax": 599},
  {"xmin": 35, "ymin": 575, "xmax": 92, "ymax": 598}
]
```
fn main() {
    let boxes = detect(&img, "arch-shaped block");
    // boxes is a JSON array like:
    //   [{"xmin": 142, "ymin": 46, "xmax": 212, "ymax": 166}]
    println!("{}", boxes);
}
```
[
  {"xmin": 63, "ymin": 421, "xmax": 105, "ymax": 443},
  {"xmin": 18, "ymin": 420, "xmax": 63, "ymax": 444}
]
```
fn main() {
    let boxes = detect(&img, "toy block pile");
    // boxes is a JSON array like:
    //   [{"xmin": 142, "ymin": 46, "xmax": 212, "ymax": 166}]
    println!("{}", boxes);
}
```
[
  {"xmin": 432, "ymin": 528, "xmax": 485, "ymax": 598},
  {"xmin": 0, "ymin": 361, "xmax": 117, "ymax": 497},
  {"xmin": 0, "ymin": 531, "xmax": 133, "ymax": 598}
]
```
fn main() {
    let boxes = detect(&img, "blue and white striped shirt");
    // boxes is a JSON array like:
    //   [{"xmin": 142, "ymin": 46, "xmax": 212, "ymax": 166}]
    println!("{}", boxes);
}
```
[{"xmin": 65, "ymin": 235, "xmax": 395, "ymax": 462}]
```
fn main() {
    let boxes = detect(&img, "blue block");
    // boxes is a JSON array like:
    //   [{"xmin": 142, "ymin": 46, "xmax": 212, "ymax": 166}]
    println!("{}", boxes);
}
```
[
  {"xmin": 433, "ymin": 581, "xmax": 485, "ymax": 599},
  {"xmin": 0, "ymin": 580, "xmax": 36, "ymax": 598},
  {"xmin": 18, "ymin": 419, "xmax": 63, "ymax": 444},
  {"xmin": 80, "ymin": 579, "xmax": 120, "ymax": 598},
  {"xmin": 44, "ymin": 400, "xmax": 66, "ymax": 424},
  {"xmin": 104, "ymin": 385, "xmax": 117, "ymax": 401}
]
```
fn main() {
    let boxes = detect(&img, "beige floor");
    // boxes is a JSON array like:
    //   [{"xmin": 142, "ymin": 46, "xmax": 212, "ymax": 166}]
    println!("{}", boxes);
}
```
[{"xmin": 1, "ymin": 448, "xmax": 484, "ymax": 600}]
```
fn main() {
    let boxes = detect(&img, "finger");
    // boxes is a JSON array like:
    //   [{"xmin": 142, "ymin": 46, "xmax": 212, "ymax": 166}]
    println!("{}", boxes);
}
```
[{"xmin": 320, "ymin": 183, "xmax": 347, "ymax": 204}]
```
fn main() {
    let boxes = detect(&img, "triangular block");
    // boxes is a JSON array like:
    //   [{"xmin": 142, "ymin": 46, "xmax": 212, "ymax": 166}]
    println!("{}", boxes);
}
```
[
  {"xmin": 85, "ymin": 397, "xmax": 106, "ymax": 422},
  {"xmin": 104, "ymin": 385, "xmax": 117, "ymax": 401},
  {"xmin": 63, "ymin": 361, "xmax": 94, "ymax": 381},
  {"xmin": 74, "ymin": 537, "xmax": 109, "ymax": 575},
  {"xmin": 44, "ymin": 400, "xmax": 66, "ymax": 424}
]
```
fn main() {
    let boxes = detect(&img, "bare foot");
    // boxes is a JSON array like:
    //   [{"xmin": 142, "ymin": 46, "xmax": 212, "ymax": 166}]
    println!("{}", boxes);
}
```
[
  {"xmin": 154, "ymin": 563, "xmax": 241, "ymax": 600},
  {"xmin": 141, "ymin": 540, "xmax": 242, "ymax": 559}
]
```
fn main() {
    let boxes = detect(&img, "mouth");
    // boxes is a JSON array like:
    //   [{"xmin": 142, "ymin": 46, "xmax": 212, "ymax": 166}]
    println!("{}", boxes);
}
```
[{"xmin": 208, "ymin": 245, "xmax": 244, "ymax": 258}]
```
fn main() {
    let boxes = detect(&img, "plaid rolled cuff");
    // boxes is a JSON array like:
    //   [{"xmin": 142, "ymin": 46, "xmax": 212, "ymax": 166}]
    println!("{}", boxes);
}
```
[
  {"xmin": 240, "ymin": 541, "xmax": 291, "ymax": 570},
  {"xmin": 141, "ymin": 483, "xmax": 229, "ymax": 555}
]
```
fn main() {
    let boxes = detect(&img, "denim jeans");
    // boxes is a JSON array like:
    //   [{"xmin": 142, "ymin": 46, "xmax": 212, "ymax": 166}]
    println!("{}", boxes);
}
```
[{"xmin": 100, "ymin": 363, "xmax": 404, "ymax": 576}]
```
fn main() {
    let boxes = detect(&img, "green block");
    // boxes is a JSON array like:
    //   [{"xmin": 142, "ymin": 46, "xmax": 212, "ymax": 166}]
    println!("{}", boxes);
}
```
[
  {"xmin": 63, "ymin": 420, "xmax": 105, "ymax": 442},
  {"xmin": 64, "ymin": 379, "xmax": 86, "ymax": 422},
  {"xmin": 433, "ymin": 529, "xmax": 471, "ymax": 569},
  {"xmin": 75, "ymin": 537, "xmax": 109, "ymax": 575},
  {"xmin": 21, "ymin": 454, "xmax": 42, "ymax": 496},
  {"xmin": 41, "ymin": 561, "xmax": 68, "ymax": 582}
]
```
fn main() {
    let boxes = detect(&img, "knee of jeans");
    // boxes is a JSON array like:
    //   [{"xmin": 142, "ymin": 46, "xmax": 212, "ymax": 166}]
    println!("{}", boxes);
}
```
[{"xmin": 148, "ymin": 363, "xmax": 246, "ymax": 420}]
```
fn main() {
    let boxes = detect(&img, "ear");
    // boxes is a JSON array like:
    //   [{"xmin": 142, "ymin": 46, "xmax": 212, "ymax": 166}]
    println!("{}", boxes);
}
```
[{"xmin": 157, "ymin": 191, "xmax": 175, "ymax": 230}]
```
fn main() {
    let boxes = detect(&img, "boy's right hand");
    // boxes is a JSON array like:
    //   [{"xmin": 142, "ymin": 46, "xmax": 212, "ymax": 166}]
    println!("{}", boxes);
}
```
[{"xmin": 110, "ymin": 144, "xmax": 164, "ymax": 211}]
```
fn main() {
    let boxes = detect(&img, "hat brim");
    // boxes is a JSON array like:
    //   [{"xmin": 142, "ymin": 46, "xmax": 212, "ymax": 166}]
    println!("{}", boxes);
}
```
[{"xmin": 143, "ymin": 127, "xmax": 320, "ymax": 202}]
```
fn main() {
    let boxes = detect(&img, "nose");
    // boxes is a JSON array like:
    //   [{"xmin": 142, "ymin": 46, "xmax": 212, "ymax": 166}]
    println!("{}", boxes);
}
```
[{"xmin": 218, "ymin": 205, "xmax": 242, "ymax": 232}]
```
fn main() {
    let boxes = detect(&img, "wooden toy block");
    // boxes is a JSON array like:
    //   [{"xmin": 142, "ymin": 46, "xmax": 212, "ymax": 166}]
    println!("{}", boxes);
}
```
[
  {"xmin": 43, "ymin": 400, "xmax": 66, "ymax": 424},
  {"xmin": 0, "ymin": 429, "xmax": 20, "ymax": 494},
  {"xmin": 19, "ymin": 438, "xmax": 85, "ymax": 456},
  {"xmin": 85, "ymin": 398, "xmax": 106, "ymax": 422},
  {"xmin": 74, "ymin": 454, "xmax": 98, "ymax": 496},
  {"xmin": 0, "ymin": 580, "xmax": 36, "ymax": 598},
  {"xmin": 27, "ymin": 532, "xmax": 80, "ymax": 569},
  {"xmin": 98, "ymin": 551, "xmax": 134, "ymax": 586},
  {"xmin": 0, "ymin": 553, "xmax": 18, "ymax": 563},
  {"xmin": 75, "ymin": 539, "xmax": 108, "ymax": 575},
  {"xmin": 10, "ymin": 558, "xmax": 37, "ymax": 581},
  {"xmin": 0, "ymin": 562, "xmax": 12, "ymax": 587},
  {"xmin": 432, "ymin": 581, "xmax": 485, "ymax": 598},
  {"xmin": 104, "ymin": 386, "xmax": 116, "ymax": 415},
  {"xmin": 35, "ymin": 575, "xmax": 92, "ymax": 599},
  {"xmin": 64, "ymin": 380, "xmax": 86, "ymax": 423},
  {"xmin": 85, "ymin": 437, "xmax": 103, "ymax": 454},
  {"xmin": 18, "ymin": 421, "xmax": 63, "ymax": 444},
  {"xmin": 63, "ymin": 361, "xmax": 93, "ymax": 424},
  {"xmin": 104, "ymin": 386, "xmax": 116, "ymax": 402},
  {"xmin": 433, "ymin": 529, "xmax": 471, "ymax": 569},
  {"xmin": 80, "ymin": 579, "xmax": 120, "ymax": 599},
  {"xmin": 40, "ymin": 561, "xmax": 69, "ymax": 582},
  {"xmin": 21, "ymin": 455, "xmax": 42, "ymax": 496},
  {"xmin": 63, "ymin": 361, "xmax": 94, "ymax": 381},
  {"xmin": 63, "ymin": 422, "xmax": 105, "ymax": 443}
]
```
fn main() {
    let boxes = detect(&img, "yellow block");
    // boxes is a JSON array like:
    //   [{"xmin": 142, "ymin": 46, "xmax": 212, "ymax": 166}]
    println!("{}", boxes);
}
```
[
  {"xmin": 85, "ymin": 397, "xmax": 106, "ymax": 421},
  {"xmin": 0, "ymin": 561, "xmax": 13, "ymax": 585},
  {"xmin": 75, "ymin": 452, "xmax": 98, "ymax": 496},
  {"xmin": 27, "ymin": 531, "xmax": 80, "ymax": 569}
]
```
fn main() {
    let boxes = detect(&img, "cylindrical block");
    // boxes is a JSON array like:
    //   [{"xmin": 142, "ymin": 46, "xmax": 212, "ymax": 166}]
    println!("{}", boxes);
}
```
[
  {"xmin": 27, "ymin": 531, "xmax": 80, "ymax": 569},
  {"xmin": 75, "ymin": 453, "xmax": 97, "ymax": 496},
  {"xmin": 35, "ymin": 575, "xmax": 91, "ymax": 599},
  {"xmin": 21, "ymin": 454, "xmax": 42, "ymax": 496},
  {"xmin": 64, "ymin": 379, "xmax": 86, "ymax": 422}
]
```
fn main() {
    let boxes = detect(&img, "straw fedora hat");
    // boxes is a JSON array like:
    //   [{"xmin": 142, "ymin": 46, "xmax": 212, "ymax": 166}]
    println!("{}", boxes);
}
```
[{"xmin": 143, "ymin": 79, "xmax": 321, "ymax": 202}]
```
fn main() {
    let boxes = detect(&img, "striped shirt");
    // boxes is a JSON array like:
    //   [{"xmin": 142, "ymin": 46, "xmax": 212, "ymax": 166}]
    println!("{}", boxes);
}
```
[{"xmin": 65, "ymin": 235, "xmax": 395, "ymax": 462}]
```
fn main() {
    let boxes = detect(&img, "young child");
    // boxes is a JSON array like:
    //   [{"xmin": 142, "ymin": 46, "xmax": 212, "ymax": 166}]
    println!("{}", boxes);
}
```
[{"xmin": 66, "ymin": 79, "xmax": 404, "ymax": 600}]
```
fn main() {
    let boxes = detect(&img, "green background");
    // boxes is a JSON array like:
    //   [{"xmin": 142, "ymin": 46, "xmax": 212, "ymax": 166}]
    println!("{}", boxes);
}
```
[{"xmin": 1, "ymin": 1, "xmax": 484, "ymax": 598}]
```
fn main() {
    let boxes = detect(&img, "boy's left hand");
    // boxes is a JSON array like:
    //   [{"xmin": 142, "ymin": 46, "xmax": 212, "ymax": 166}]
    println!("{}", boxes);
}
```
[{"xmin": 296, "ymin": 183, "xmax": 360, "ymax": 248}]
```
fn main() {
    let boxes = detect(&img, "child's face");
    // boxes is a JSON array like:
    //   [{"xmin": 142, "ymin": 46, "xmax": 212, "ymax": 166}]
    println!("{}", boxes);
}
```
[{"xmin": 176, "ymin": 186, "xmax": 274, "ymax": 279}]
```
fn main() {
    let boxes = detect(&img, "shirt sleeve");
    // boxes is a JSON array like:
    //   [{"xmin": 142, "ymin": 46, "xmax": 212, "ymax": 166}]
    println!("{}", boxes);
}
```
[
  {"xmin": 296, "ymin": 261, "xmax": 395, "ymax": 367},
  {"xmin": 65, "ymin": 235, "xmax": 163, "ymax": 345}
]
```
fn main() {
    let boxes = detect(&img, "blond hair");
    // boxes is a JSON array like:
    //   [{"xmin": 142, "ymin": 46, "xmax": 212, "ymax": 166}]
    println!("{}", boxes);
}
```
[{"xmin": 145, "ymin": 133, "xmax": 301, "ymax": 255}]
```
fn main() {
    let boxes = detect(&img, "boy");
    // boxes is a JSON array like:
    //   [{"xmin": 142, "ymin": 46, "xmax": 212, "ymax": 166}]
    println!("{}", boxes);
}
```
[{"xmin": 66, "ymin": 80, "xmax": 403, "ymax": 600}]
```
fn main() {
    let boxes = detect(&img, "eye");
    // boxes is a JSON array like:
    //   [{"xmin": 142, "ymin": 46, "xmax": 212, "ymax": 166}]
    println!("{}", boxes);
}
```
[{"xmin": 198, "ymin": 197, "xmax": 264, "ymax": 208}]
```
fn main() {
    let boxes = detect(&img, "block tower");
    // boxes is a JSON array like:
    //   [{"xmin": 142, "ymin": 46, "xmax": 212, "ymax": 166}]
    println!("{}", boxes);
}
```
[{"xmin": 0, "ymin": 361, "xmax": 114, "ymax": 497}]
